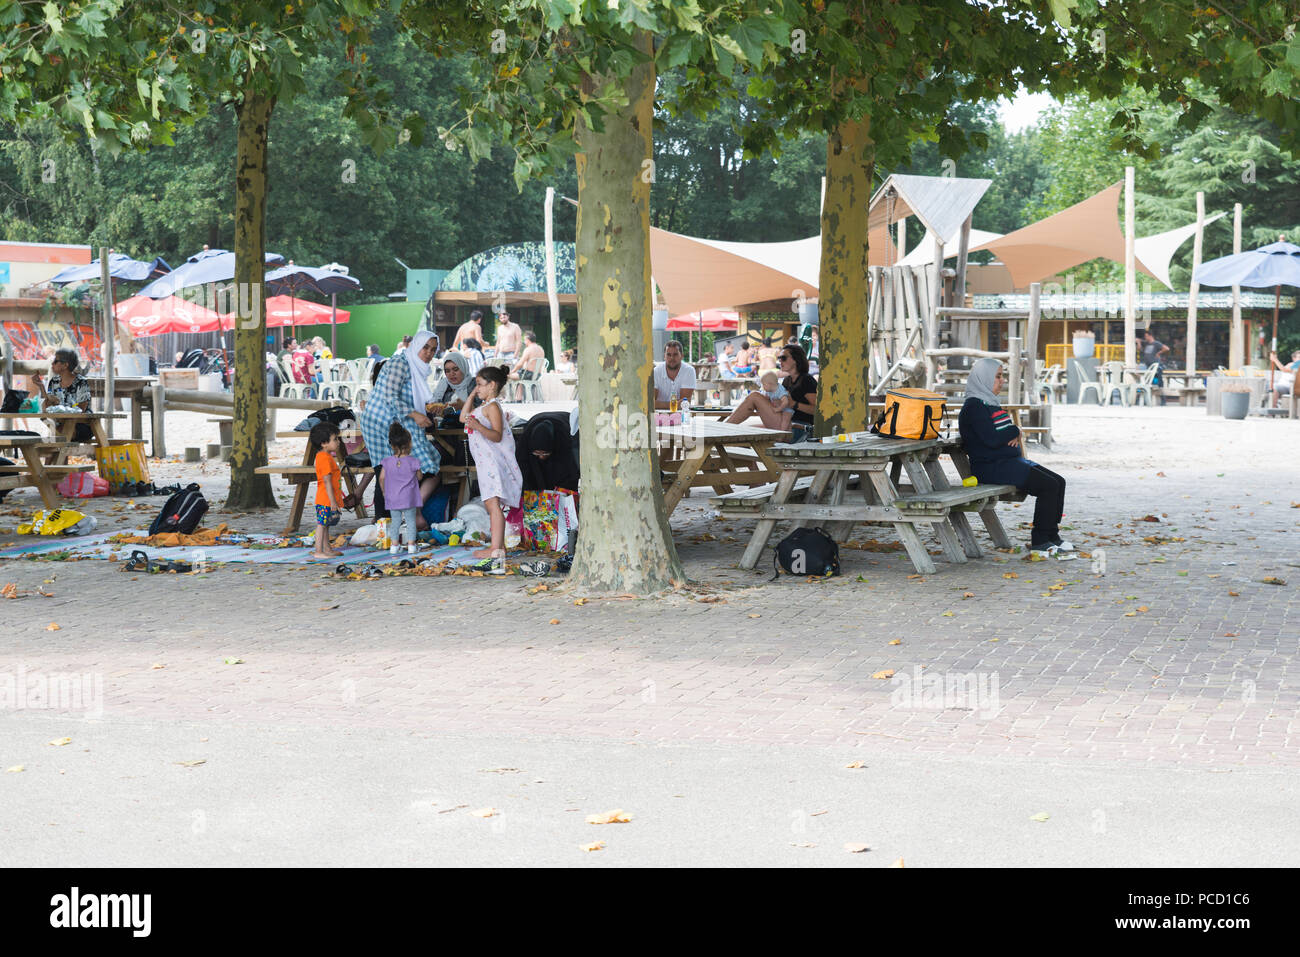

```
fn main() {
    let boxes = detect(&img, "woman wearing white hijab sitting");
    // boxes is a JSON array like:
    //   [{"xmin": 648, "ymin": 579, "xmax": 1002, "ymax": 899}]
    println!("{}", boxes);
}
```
[
  {"xmin": 958, "ymin": 357, "xmax": 1073, "ymax": 560},
  {"xmin": 360, "ymin": 330, "xmax": 442, "ymax": 520}
]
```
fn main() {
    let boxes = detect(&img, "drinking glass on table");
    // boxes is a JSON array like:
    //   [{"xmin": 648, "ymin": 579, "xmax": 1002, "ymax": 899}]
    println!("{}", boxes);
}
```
[{"xmin": 668, "ymin": 388, "xmax": 679, "ymax": 414}]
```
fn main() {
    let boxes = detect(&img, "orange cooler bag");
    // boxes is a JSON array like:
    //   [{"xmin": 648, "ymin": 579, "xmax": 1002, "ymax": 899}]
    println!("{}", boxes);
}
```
[{"xmin": 870, "ymin": 389, "xmax": 945, "ymax": 440}]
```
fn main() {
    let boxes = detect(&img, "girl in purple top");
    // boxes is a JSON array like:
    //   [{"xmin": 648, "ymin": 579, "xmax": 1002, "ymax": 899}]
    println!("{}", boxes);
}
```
[{"xmin": 380, "ymin": 422, "xmax": 423, "ymax": 554}]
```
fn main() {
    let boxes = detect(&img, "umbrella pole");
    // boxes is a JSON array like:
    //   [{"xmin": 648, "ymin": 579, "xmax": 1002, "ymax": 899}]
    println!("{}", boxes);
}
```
[
  {"xmin": 330, "ymin": 293, "xmax": 338, "ymax": 357},
  {"xmin": 1271, "ymin": 284, "xmax": 1279, "ymax": 392}
]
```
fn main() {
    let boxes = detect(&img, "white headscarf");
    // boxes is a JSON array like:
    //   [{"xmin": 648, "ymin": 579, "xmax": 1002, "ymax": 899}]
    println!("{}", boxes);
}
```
[
  {"xmin": 965, "ymin": 357, "xmax": 1002, "ymax": 407},
  {"xmin": 405, "ymin": 330, "xmax": 437, "ymax": 409}
]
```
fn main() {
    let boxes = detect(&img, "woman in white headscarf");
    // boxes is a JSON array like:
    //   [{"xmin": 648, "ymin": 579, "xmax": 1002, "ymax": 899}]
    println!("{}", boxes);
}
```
[
  {"xmin": 958, "ymin": 357, "xmax": 1072, "ymax": 559},
  {"xmin": 360, "ymin": 331, "xmax": 442, "ymax": 514}
]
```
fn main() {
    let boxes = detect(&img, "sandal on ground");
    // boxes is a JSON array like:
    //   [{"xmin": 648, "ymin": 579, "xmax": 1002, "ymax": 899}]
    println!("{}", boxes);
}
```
[
  {"xmin": 470, "ymin": 550, "xmax": 507, "ymax": 576},
  {"xmin": 515, "ymin": 560, "xmax": 550, "ymax": 578},
  {"xmin": 122, "ymin": 549, "xmax": 153, "ymax": 573},
  {"xmin": 334, "ymin": 563, "xmax": 353, "ymax": 576}
]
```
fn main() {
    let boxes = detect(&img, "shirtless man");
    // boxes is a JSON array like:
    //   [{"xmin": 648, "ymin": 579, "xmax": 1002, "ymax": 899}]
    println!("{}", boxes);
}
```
[
  {"xmin": 494, "ymin": 311, "xmax": 521, "ymax": 362},
  {"xmin": 452, "ymin": 310, "xmax": 485, "ymax": 351},
  {"xmin": 509, "ymin": 331, "xmax": 547, "ymax": 398}
]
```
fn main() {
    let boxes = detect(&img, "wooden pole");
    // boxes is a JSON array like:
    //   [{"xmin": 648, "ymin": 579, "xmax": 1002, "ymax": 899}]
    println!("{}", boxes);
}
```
[
  {"xmin": 149, "ymin": 381, "xmax": 166, "ymax": 458},
  {"xmin": 955, "ymin": 213, "xmax": 972, "ymax": 305},
  {"xmin": 1026, "ymin": 282, "xmax": 1041, "ymax": 405},
  {"xmin": 99, "ymin": 247, "xmax": 116, "ymax": 439},
  {"xmin": 544, "ymin": 186, "xmax": 563, "ymax": 366},
  {"xmin": 1124, "ymin": 166, "xmax": 1136, "ymax": 366},
  {"xmin": 927, "ymin": 244, "xmax": 944, "ymax": 388},
  {"xmin": 896, "ymin": 215, "xmax": 907, "ymax": 261},
  {"xmin": 1007, "ymin": 336, "xmax": 1022, "ymax": 406},
  {"xmin": 1229, "ymin": 202, "xmax": 1243, "ymax": 369},
  {"xmin": 1186, "ymin": 191, "xmax": 1204, "ymax": 376}
]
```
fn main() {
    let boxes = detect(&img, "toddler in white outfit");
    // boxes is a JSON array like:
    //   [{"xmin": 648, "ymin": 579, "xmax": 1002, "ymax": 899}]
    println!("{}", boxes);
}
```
[{"xmin": 757, "ymin": 371, "xmax": 793, "ymax": 430}]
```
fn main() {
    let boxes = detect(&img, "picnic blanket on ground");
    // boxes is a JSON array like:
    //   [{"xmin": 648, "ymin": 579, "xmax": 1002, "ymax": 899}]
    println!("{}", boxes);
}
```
[{"xmin": 0, "ymin": 529, "xmax": 481, "ymax": 567}]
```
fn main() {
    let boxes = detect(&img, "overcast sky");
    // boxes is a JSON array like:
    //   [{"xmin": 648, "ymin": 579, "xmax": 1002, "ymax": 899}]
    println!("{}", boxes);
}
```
[{"xmin": 998, "ymin": 90, "xmax": 1057, "ymax": 133}]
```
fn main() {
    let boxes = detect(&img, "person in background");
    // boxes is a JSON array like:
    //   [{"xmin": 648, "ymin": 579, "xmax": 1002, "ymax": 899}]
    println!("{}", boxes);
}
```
[
  {"xmin": 653, "ymin": 340, "xmax": 697, "ymax": 409},
  {"xmin": 757, "ymin": 336, "xmax": 780, "ymax": 372},
  {"xmin": 494, "ymin": 311, "xmax": 522, "ymax": 363},
  {"xmin": 462, "ymin": 338, "xmax": 486, "ymax": 377},
  {"xmin": 718, "ymin": 343, "xmax": 737, "ymax": 377},
  {"xmin": 733, "ymin": 340, "xmax": 757, "ymax": 377},
  {"xmin": 508, "ymin": 331, "xmax": 547, "ymax": 398},
  {"xmin": 310, "ymin": 421, "xmax": 345, "ymax": 561},
  {"xmin": 453, "ymin": 310, "xmax": 485, "ymax": 352},
  {"xmin": 290, "ymin": 339, "xmax": 316, "ymax": 385},
  {"xmin": 755, "ymin": 370, "xmax": 793, "ymax": 430},
  {"xmin": 1269, "ymin": 349, "xmax": 1300, "ymax": 408},
  {"xmin": 555, "ymin": 350, "xmax": 575, "ymax": 375},
  {"xmin": 959, "ymin": 358, "xmax": 1072, "ymax": 560},
  {"xmin": 366, "ymin": 344, "xmax": 381, "ymax": 359},
  {"xmin": 1139, "ymin": 329, "xmax": 1170, "ymax": 402},
  {"xmin": 396, "ymin": 335, "xmax": 413, "ymax": 354},
  {"xmin": 516, "ymin": 410, "xmax": 580, "ymax": 492},
  {"xmin": 429, "ymin": 350, "xmax": 475, "ymax": 410}
]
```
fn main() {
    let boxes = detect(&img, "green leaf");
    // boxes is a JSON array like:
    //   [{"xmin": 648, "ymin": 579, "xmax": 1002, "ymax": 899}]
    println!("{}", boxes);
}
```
[{"xmin": 42, "ymin": 1, "xmax": 63, "ymax": 34}]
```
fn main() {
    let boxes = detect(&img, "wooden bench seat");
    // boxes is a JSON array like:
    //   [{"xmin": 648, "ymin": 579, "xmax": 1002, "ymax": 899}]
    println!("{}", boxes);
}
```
[
  {"xmin": 894, "ymin": 483, "xmax": 1019, "ymax": 514},
  {"xmin": 712, "ymin": 475, "xmax": 819, "ymax": 512},
  {"xmin": 43, "ymin": 464, "xmax": 97, "ymax": 474}
]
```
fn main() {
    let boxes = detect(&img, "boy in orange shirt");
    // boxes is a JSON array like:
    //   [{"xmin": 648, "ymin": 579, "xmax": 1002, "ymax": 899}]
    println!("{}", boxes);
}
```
[{"xmin": 310, "ymin": 421, "xmax": 344, "ymax": 560}]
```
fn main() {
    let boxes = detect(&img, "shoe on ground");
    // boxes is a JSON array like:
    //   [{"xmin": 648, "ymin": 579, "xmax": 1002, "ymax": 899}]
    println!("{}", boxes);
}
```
[
  {"xmin": 407, "ymin": 544, "xmax": 416, "ymax": 554},
  {"xmin": 1052, "ymin": 537, "xmax": 1075, "ymax": 551},
  {"xmin": 389, "ymin": 544, "xmax": 399, "ymax": 554},
  {"xmin": 1029, "ymin": 543, "xmax": 1061, "ymax": 560}
]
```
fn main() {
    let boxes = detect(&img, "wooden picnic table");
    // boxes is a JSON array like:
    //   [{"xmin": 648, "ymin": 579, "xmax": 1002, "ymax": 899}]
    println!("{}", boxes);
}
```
[
  {"xmin": 733, "ymin": 433, "xmax": 1017, "ymax": 575},
  {"xmin": 88, "ymin": 376, "xmax": 155, "ymax": 442},
  {"xmin": 655, "ymin": 419, "xmax": 790, "ymax": 515},
  {"xmin": 0, "ymin": 435, "xmax": 86, "ymax": 510},
  {"xmin": 38, "ymin": 412, "xmax": 127, "ymax": 465}
]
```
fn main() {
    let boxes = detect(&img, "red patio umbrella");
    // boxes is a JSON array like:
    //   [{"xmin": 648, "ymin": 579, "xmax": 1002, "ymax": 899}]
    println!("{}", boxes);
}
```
[
  {"xmin": 115, "ymin": 295, "xmax": 224, "ymax": 336},
  {"xmin": 665, "ymin": 309, "xmax": 740, "ymax": 331},
  {"xmin": 219, "ymin": 295, "xmax": 351, "ymax": 330}
]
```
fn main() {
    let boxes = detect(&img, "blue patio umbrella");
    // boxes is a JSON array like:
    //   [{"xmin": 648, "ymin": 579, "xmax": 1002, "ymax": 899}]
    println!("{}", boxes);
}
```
[
  {"xmin": 264, "ymin": 263, "xmax": 361, "ymax": 354},
  {"xmin": 1194, "ymin": 239, "xmax": 1300, "ymax": 388},
  {"xmin": 137, "ymin": 247, "xmax": 286, "ymax": 300},
  {"xmin": 49, "ymin": 253, "xmax": 172, "ymax": 285}
]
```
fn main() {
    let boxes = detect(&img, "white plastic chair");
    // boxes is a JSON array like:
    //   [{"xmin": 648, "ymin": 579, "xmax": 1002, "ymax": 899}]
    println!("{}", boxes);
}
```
[
  {"xmin": 1102, "ymin": 361, "xmax": 1129, "ymax": 407},
  {"xmin": 518, "ymin": 357, "xmax": 549, "ymax": 402},
  {"xmin": 279, "ymin": 356, "xmax": 313, "ymax": 400},
  {"xmin": 1128, "ymin": 365, "xmax": 1159, "ymax": 406},
  {"xmin": 1073, "ymin": 359, "xmax": 1104, "ymax": 406}
]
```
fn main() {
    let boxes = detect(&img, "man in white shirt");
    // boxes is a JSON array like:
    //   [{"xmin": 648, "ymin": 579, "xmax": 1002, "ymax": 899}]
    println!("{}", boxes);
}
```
[{"xmin": 653, "ymin": 340, "xmax": 697, "ymax": 409}]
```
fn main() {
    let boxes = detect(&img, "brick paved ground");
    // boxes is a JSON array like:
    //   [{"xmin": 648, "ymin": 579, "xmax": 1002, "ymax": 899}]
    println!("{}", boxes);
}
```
[{"xmin": 1, "ymin": 405, "xmax": 1298, "ymax": 864}]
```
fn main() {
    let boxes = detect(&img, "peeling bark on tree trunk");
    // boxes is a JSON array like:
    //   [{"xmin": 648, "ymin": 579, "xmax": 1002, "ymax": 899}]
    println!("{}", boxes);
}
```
[
  {"xmin": 815, "ymin": 112, "xmax": 874, "ymax": 437},
  {"xmin": 226, "ymin": 89, "xmax": 276, "ymax": 510},
  {"xmin": 569, "ymin": 31, "xmax": 685, "ymax": 594}
]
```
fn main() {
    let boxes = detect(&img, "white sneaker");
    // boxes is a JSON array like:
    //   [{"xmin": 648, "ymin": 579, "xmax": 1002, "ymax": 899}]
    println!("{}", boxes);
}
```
[
  {"xmin": 407, "ymin": 544, "xmax": 416, "ymax": 554},
  {"xmin": 1029, "ymin": 544, "xmax": 1060, "ymax": 560},
  {"xmin": 389, "ymin": 545, "xmax": 398, "ymax": 554},
  {"xmin": 1053, "ymin": 538, "xmax": 1076, "ymax": 551}
]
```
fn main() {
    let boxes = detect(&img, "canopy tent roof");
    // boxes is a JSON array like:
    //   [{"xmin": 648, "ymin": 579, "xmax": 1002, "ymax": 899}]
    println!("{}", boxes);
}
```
[
  {"xmin": 648, "ymin": 227, "xmax": 897, "ymax": 316},
  {"xmin": 867, "ymin": 173, "xmax": 993, "ymax": 240},
  {"xmin": 1133, "ymin": 213, "xmax": 1227, "ymax": 290},
  {"xmin": 899, "ymin": 227, "xmax": 1005, "ymax": 268},
  {"xmin": 971, "ymin": 183, "xmax": 1160, "ymax": 287}
]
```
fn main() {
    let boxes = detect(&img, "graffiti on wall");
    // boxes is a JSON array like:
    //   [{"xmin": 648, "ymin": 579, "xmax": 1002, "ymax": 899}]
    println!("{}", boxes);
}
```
[
  {"xmin": 1, "ymin": 320, "xmax": 103, "ymax": 361},
  {"xmin": 438, "ymin": 242, "xmax": 577, "ymax": 296}
]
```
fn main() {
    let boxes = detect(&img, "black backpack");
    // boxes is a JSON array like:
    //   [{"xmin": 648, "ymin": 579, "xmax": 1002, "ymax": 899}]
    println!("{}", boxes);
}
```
[
  {"xmin": 773, "ymin": 527, "xmax": 840, "ymax": 579},
  {"xmin": 148, "ymin": 483, "xmax": 208, "ymax": 536}
]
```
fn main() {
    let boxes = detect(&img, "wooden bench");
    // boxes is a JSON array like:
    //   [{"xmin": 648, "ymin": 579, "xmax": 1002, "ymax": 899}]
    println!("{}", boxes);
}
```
[
  {"xmin": 894, "ymin": 483, "xmax": 1019, "ymax": 515},
  {"xmin": 207, "ymin": 417, "xmax": 233, "ymax": 447},
  {"xmin": 711, "ymin": 475, "xmax": 823, "ymax": 514}
]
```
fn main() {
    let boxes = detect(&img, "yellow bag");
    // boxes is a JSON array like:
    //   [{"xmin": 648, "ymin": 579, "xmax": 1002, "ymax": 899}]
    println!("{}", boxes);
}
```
[
  {"xmin": 17, "ymin": 508, "xmax": 85, "ymax": 535},
  {"xmin": 95, "ymin": 440, "xmax": 150, "ymax": 490},
  {"xmin": 871, "ymin": 388, "xmax": 945, "ymax": 440}
]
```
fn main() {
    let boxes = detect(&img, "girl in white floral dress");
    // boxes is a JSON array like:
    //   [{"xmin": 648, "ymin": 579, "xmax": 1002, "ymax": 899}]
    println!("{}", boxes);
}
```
[{"xmin": 460, "ymin": 365, "xmax": 522, "ymax": 572}]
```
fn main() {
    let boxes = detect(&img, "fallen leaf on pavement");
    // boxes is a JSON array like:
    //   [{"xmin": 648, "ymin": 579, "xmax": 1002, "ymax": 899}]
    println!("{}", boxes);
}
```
[
  {"xmin": 176, "ymin": 759, "xmax": 206, "ymax": 767},
  {"xmin": 1228, "ymin": 591, "xmax": 1240, "ymax": 597},
  {"xmin": 45, "ymin": 623, "xmax": 60, "ymax": 631},
  {"xmin": 548, "ymin": 618, "xmax": 560, "ymax": 625},
  {"xmin": 891, "ymin": 858, "xmax": 905, "ymax": 868},
  {"xmin": 888, "ymin": 639, "xmax": 902, "ymax": 645},
  {"xmin": 48, "ymin": 737, "xmax": 71, "ymax": 747},
  {"xmin": 586, "ymin": 809, "xmax": 631, "ymax": 824},
  {"xmin": 872, "ymin": 670, "xmax": 895, "ymax": 680},
  {"xmin": 223, "ymin": 657, "xmax": 244, "ymax": 665},
  {"xmin": 1261, "ymin": 577, "xmax": 1286, "ymax": 586},
  {"xmin": 962, "ymin": 592, "xmax": 975, "ymax": 598},
  {"xmin": 6, "ymin": 765, "xmax": 24, "ymax": 773},
  {"xmin": 573, "ymin": 597, "xmax": 588, "ymax": 606},
  {"xmin": 1003, "ymin": 572, "xmax": 1018, "ymax": 579},
  {"xmin": 470, "ymin": 807, "xmax": 498, "ymax": 818},
  {"xmin": 151, "ymin": 663, "xmax": 165, "ymax": 670},
  {"xmin": 525, "ymin": 584, "xmax": 548, "ymax": 595},
  {"xmin": 844, "ymin": 761, "xmax": 865, "ymax": 769},
  {"xmin": 1030, "ymin": 812, "xmax": 1050, "ymax": 822},
  {"xmin": 844, "ymin": 843, "xmax": 870, "ymax": 853},
  {"xmin": 580, "ymin": 840, "xmax": 605, "ymax": 852},
  {"xmin": 1, "ymin": 583, "xmax": 17, "ymax": 599}
]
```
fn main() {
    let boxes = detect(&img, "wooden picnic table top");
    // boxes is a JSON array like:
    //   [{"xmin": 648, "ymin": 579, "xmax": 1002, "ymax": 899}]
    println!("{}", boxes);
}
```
[
  {"xmin": 767, "ymin": 433, "xmax": 956, "ymax": 461},
  {"xmin": 0, "ymin": 434, "xmax": 53, "ymax": 447},
  {"xmin": 39, "ymin": 411, "xmax": 126, "ymax": 420},
  {"xmin": 655, "ymin": 420, "xmax": 790, "ymax": 443}
]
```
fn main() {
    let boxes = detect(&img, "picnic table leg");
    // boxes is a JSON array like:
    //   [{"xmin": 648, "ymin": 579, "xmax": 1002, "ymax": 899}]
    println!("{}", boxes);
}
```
[
  {"xmin": 790, "ymin": 469, "xmax": 833, "ymax": 531},
  {"xmin": 739, "ymin": 467, "xmax": 800, "ymax": 570},
  {"xmin": 977, "ymin": 505, "xmax": 1013, "ymax": 549},
  {"xmin": 901, "ymin": 453, "xmax": 966, "ymax": 564},
  {"xmin": 825, "ymin": 471, "xmax": 854, "ymax": 542},
  {"xmin": 923, "ymin": 457, "xmax": 982, "ymax": 559},
  {"xmin": 708, "ymin": 445, "xmax": 742, "ymax": 495},
  {"xmin": 663, "ymin": 440, "xmax": 713, "ymax": 515},
  {"xmin": 866, "ymin": 468, "xmax": 936, "ymax": 575},
  {"xmin": 20, "ymin": 443, "xmax": 60, "ymax": 511},
  {"xmin": 131, "ymin": 392, "xmax": 143, "ymax": 442},
  {"xmin": 283, "ymin": 441, "xmax": 314, "ymax": 534}
]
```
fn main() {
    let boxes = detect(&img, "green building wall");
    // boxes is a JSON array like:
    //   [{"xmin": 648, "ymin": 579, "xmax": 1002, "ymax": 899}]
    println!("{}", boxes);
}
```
[{"xmin": 294, "ymin": 301, "xmax": 426, "ymax": 359}]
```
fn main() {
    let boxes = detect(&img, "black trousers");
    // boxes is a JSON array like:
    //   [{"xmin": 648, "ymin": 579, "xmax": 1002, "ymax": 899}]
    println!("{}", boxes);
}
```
[{"xmin": 1024, "ymin": 464, "xmax": 1066, "ymax": 547}]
